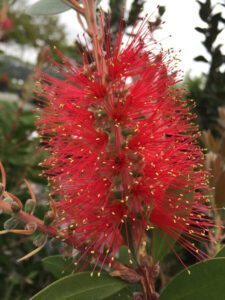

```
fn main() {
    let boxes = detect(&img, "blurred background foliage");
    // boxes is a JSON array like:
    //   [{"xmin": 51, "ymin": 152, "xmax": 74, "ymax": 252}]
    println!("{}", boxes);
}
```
[
  {"xmin": 0, "ymin": 0, "xmax": 224, "ymax": 299},
  {"xmin": 186, "ymin": 0, "xmax": 225, "ymax": 136}
]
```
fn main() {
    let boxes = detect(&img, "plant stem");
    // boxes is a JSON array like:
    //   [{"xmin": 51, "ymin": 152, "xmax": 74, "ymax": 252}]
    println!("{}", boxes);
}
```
[
  {"xmin": 0, "ymin": 199, "xmax": 56, "ymax": 237},
  {"xmin": 77, "ymin": 2, "xmax": 159, "ymax": 298},
  {"xmin": 82, "ymin": 0, "xmax": 107, "ymax": 77}
]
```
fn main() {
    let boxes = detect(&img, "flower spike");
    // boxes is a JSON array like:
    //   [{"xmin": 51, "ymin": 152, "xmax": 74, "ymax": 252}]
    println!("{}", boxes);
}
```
[{"xmin": 36, "ymin": 16, "xmax": 215, "ymax": 269}]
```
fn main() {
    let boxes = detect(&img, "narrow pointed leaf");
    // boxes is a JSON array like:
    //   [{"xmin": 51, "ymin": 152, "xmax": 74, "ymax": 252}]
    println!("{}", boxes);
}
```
[
  {"xmin": 197, "ymin": 0, "xmax": 211, "ymax": 22},
  {"xmin": 151, "ymin": 228, "xmax": 176, "ymax": 262},
  {"xmin": 194, "ymin": 55, "xmax": 208, "ymax": 63},
  {"xmin": 161, "ymin": 258, "xmax": 225, "ymax": 300},
  {"xmin": 31, "ymin": 272, "xmax": 128, "ymax": 300},
  {"xmin": 105, "ymin": 286, "xmax": 133, "ymax": 299},
  {"xmin": 215, "ymin": 246, "xmax": 225, "ymax": 258},
  {"xmin": 215, "ymin": 170, "xmax": 225, "ymax": 207},
  {"xmin": 27, "ymin": 0, "xmax": 70, "ymax": 16},
  {"xmin": 195, "ymin": 26, "xmax": 207, "ymax": 34},
  {"xmin": 42, "ymin": 255, "xmax": 74, "ymax": 278}
]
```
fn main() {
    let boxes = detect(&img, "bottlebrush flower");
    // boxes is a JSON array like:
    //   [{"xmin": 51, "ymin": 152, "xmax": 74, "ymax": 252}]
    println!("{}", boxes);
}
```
[
  {"xmin": 0, "ymin": 18, "xmax": 13, "ymax": 30},
  {"xmin": 36, "ymin": 18, "xmax": 214, "ymax": 268}
]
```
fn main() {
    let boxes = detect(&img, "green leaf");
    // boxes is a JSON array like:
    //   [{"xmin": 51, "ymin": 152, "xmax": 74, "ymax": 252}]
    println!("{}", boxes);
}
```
[
  {"xmin": 105, "ymin": 282, "xmax": 142, "ymax": 299},
  {"xmin": 195, "ymin": 26, "xmax": 207, "ymax": 34},
  {"xmin": 212, "ymin": 45, "xmax": 224, "ymax": 70},
  {"xmin": 117, "ymin": 245, "xmax": 131, "ymax": 265},
  {"xmin": 161, "ymin": 258, "xmax": 225, "ymax": 300},
  {"xmin": 158, "ymin": 5, "xmax": 166, "ymax": 16},
  {"xmin": 105, "ymin": 286, "xmax": 133, "ymax": 299},
  {"xmin": 214, "ymin": 170, "xmax": 225, "ymax": 207},
  {"xmin": 117, "ymin": 245, "xmax": 137, "ymax": 267},
  {"xmin": 197, "ymin": 0, "xmax": 211, "ymax": 22},
  {"xmin": 194, "ymin": 55, "xmax": 208, "ymax": 63},
  {"xmin": 151, "ymin": 228, "xmax": 176, "ymax": 262},
  {"xmin": 215, "ymin": 246, "xmax": 225, "ymax": 258},
  {"xmin": 27, "ymin": 0, "xmax": 71, "ymax": 16},
  {"xmin": 42, "ymin": 255, "xmax": 74, "ymax": 278},
  {"xmin": 127, "ymin": 0, "xmax": 144, "ymax": 26},
  {"xmin": 31, "ymin": 272, "xmax": 128, "ymax": 300}
]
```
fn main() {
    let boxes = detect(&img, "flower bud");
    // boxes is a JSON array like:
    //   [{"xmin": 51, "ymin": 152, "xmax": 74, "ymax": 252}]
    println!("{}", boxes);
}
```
[
  {"xmin": 33, "ymin": 232, "xmax": 47, "ymax": 247},
  {"xmin": 4, "ymin": 217, "xmax": 19, "ymax": 230},
  {"xmin": 133, "ymin": 292, "xmax": 144, "ymax": 300},
  {"xmin": 24, "ymin": 199, "xmax": 36, "ymax": 214},
  {"xmin": 151, "ymin": 262, "xmax": 160, "ymax": 279},
  {"xmin": 11, "ymin": 202, "xmax": 21, "ymax": 214},
  {"xmin": 25, "ymin": 222, "xmax": 37, "ymax": 232},
  {"xmin": 44, "ymin": 210, "xmax": 55, "ymax": 225},
  {"xmin": 4, "ymin": 197, "xmax": 13, "ymax": 205},
  {"xmin": 0, "ymin": 183, "xmax": 4, "ymax": 197}
]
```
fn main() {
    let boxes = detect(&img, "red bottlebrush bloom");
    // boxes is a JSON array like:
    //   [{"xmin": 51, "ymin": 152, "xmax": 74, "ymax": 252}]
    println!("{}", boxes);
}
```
[
  {"xmin": 36, "ymin": 18, "xmax": 214, "ymax": 268},
  {"xmin": 0, "ymin": 18, "xmax": 13, "ymax": 30}
]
